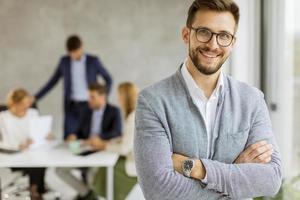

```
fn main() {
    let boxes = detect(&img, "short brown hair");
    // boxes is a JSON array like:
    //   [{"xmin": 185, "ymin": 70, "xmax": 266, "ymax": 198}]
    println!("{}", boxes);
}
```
[
  {"xmin": 186, "ymin": 0, "xmax": 240, "ymax": 28},
  {"xmin": 66, "ymin": 35, "xmax": 82, "ymax": 52},
  {"xmin": 88, "ymin": 83, "xmax": 107, "ymax": 95},
  {"xmin": 6, "ymin": 88, "xmax": 30, "ymax": 107}
]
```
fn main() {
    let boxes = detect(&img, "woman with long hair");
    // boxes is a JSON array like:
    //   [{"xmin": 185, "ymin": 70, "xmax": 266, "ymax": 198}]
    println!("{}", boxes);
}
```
[{"xmin": 93, "ymin": 82, "xmax": 139, "ymax": 200}]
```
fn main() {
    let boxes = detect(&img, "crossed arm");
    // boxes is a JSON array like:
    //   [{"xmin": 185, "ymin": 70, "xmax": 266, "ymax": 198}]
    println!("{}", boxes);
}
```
[
  {"xmin": 134, "ymin": 94, "xmax": 282, "ymax": 200},
  {"xmin": 172, "ymin": 140, "xmax": 280, "ymax": 198}
]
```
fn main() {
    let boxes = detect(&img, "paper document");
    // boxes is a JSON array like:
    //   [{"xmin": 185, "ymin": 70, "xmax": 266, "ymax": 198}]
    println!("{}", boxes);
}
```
[{"xmin": 29, "ymin": 115, "xmax": 53, "ymax": 150}]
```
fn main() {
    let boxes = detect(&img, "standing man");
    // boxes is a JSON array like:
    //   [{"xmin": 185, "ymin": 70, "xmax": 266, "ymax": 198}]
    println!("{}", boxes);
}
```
[
  {"xmin": 134, "ymin": 0, "xmax": 282, "ymax": 200},
  {"xmin": 35, "ymin": 35, "xmax": 112, "ymax": 139}
]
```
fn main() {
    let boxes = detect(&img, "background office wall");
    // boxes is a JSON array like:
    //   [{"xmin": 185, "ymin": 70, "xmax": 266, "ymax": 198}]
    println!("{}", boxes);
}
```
[{"xmin": 0, "ymin": 0, "xmax": 193, "ymax": 137}]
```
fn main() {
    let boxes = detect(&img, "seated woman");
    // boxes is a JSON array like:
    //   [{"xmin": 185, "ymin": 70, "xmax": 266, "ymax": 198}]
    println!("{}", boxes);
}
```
[
  {"xmin": 0, "ymin": 88, "xmax": 47, "ymax": 200},
  {"xmin": 93, "ymin": 82, "xmax": 138, "ymax": 200}
]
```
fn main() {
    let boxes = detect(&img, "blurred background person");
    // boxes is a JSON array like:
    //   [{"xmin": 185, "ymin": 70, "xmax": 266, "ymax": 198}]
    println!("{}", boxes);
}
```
[
  {"xmin": 34, "ymin": 35, "xmax": 113, "ymax": 139},
  {"xmin": 0, "ymin": 88, "xmax": 46, "ymax": 200},
  {"xmin": 93, "ymin": 82, "xmax": 138, "ymax": 200},
  {"xmin": 56, "ymin": 83, "xmax": 122, "ymax": 200},
  {"xmin": 67, "ymin": 83, "xmax": 122, "ymax": 143}
]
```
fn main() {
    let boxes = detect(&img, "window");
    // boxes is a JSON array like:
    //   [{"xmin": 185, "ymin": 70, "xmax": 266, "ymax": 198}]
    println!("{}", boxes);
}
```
[{"xmin": 292, "ymin": 0, "xmax": 300, "ymax": 177}]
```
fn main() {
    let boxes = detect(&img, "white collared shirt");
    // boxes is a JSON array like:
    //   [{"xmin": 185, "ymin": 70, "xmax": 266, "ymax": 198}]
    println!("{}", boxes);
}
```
[
  {"xmin": 181, "ymin": 61, "xmax": 224, "ymax": 158},
  {"xmin": 71, "ymin": 54, "xmax": 89, "ymax": 101},
  {"xmin": 0, "ymin": 109, "xmax": 39, "ymax": 150},
  {"xmin": 90, "ymin": 106, "xmax": 106, "ymax": 138}
]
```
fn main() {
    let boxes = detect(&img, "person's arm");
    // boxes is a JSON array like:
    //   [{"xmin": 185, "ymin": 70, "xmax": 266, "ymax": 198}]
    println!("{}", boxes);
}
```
[
  {"xmin": 106, "ymin": 113, "xmax": 135, "ymax": 155},
  {"xmin": 94, "ymin": 57, "xmax": 113, "ymax": 93},
  {"xmin": 0, "ymin": 115, "xmax": 5, "ymax": 144},
  {"xmin": 134, "ymin": 94, "xmax": 222, "ymax": 200},
  {"xmin": 19, "ymin": 138, "xmax": 33, "ymax": 150},
  {"xmin": 201, "ymin": 94, "xmax": 282, "ymax": 198},
  {"xmin": 101, "ymin": 108, "xmax": 122, "ymax": 140},
  {"xmin": 65, "ymin": 134, "xmax": 77, "ymax": 143},
  {"xmin": 173, "ymin": 93, "xmax": 282, "ymax": 199},
  {"xmin": 35, "ymin": 59, "xmax": 62, "ymax": 100},
  {"xmin": 85, "ymin": 136, "xmax": 107, "ymax": 151},
  {"xmin": 65, "ymin": 111, "xmax": 86, "ymax": 140}
]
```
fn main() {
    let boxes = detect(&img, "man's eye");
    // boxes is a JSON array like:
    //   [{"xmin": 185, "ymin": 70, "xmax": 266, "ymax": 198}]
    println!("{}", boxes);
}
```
[
  {"xmin": 219, "ymin": 33, "xmax": 231, "ymax": 40},
  {"xmin": 198, "ymin": 29, "xmax": 211, "ymax": 36}
]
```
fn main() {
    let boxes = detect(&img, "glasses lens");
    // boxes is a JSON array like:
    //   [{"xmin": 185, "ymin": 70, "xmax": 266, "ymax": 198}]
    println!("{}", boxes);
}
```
[
  {"xmin": 196, "ymin": 29, "xmax": 212, "ymax": 43},
  {"xmin": 217, "ymin": 32, "xmax": 233, "ymax": 46}
]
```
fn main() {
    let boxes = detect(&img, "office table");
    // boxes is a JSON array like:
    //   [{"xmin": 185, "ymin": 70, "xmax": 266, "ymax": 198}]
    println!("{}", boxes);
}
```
[{"xmin": 0, "ymin": 141, "xmax": 119, "ymax": 200}]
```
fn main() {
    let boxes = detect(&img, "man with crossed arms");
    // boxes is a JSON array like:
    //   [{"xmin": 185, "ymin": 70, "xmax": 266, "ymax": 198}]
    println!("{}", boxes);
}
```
[{"xmin": 134, "ymin": 0, "xmax": 282, "ymax": 199}]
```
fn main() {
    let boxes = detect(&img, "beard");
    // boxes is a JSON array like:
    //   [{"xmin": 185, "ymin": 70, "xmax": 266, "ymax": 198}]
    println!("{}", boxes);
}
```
[{"xmin": 188, "ymin": 44, "xmax": 228, "ymax": 75}]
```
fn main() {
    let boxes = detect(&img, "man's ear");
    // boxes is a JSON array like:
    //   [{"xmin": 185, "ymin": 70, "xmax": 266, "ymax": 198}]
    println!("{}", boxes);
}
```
[
  {"xmin": 182, "ymin": 26, "xmax": 190, "ymax": 44},
  {"xmin": 231, "ymin": 37, "xmax": 237, "ymax": 48}
]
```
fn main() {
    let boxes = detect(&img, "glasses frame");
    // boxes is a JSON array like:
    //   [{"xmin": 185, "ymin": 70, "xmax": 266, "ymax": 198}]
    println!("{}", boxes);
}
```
[{"xmin": 189, "ymin": 26, "xmax": 235, "ymax": 47}]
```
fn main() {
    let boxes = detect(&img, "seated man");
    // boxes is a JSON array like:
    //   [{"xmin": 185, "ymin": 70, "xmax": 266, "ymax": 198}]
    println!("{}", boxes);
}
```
[
  {"xmin": 56, "ymin": 83, "xmax": 122, "ymax": 200},
  {"xmin": 67, "ymin": 82, "xmax": 122, "ymax": 143}
]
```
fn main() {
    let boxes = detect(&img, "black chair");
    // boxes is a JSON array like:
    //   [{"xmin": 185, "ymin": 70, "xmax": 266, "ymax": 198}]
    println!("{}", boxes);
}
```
[{"xmin": 0, "ymin": 105, "xmax": 7, "ymax": 112}]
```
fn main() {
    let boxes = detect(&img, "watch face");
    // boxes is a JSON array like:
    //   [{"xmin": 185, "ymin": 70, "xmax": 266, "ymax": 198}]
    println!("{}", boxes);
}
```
[{"xmin": 184, "ymin": 160, "xmax": 193, "ymax": 171}]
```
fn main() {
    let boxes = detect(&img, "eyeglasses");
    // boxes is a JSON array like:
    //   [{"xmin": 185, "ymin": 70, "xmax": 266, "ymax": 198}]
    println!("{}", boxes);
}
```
[{"xmin": 189, "ymin": 27, "xmax": 235, "ymax": 47}]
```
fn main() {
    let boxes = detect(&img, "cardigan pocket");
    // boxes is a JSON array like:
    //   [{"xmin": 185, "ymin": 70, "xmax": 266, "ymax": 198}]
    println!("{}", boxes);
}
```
[{"xmin": 224, "ymin": 127, "xmax": 250, "ymax": 163}]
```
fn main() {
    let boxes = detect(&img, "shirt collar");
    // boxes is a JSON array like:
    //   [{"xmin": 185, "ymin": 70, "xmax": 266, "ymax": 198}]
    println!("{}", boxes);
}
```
[
  {"xmin": 94, "ymin": 104, "xmax": 106, "ymax": 115},
  {"xmin": 72, "ymin": 54, "xmax": 86, "ymax": 63},
  {"xmin": 181, "ymin": 59, "xmax": 224, "ymax": 101}
]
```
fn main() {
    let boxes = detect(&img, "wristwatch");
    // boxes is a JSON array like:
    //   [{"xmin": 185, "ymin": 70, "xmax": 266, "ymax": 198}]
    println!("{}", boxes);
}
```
[{"xmin": 182, "ymin": 158, "xmax": 196, "ymax": 178}]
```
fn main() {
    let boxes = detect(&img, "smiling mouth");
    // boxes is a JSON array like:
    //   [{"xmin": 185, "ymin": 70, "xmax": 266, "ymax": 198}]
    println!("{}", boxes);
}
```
[{"xmin": 199, "ymin": 50, "xmax": 219, "ymax": 59}]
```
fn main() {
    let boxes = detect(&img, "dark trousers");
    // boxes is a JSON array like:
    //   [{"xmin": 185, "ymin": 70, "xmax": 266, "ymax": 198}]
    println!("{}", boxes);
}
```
[
  {"xmin": 64, "ymin": 101, "xmax": 89, "ymax": 139},
  {"xmin": 11, "ymin": 168, "xmax": 46, "ymax": 194}
]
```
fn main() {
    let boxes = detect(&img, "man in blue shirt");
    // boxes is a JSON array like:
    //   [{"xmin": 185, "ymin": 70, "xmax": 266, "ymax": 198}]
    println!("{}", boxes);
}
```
[
  {"xmin": 34, "ymin": 35, "xmax": 113, "ymax": 139},
  {"xmin": 56, "ymin": 83, "xmax": 122, "ymax": 200},
  {"xmin": 69, "ymin": 83, "xmax": 122, "ymax": 142}
]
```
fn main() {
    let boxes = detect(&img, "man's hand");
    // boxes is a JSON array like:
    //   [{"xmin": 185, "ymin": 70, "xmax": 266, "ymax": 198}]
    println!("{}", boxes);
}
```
[
  {"xmin": 234, "ymin": 140, "xmax": 273, "ymax": 164},
  {"xmin": 172, "ymin": 154, "xmax": 186, "ymax": 174},
  {"xmin": 66, "ymin": 134, "xmax": 77, "ymax": 143},
  {"xmin": 46, "ymin": 132, "xmax": 54, "ymax": 140},
  {"xmin": 172, "ymin": 154, "xmax": 206, "ymax": 180},
  {"xmin": 85, "ymin": 136, "xmax": 107, "ymax": 151}
]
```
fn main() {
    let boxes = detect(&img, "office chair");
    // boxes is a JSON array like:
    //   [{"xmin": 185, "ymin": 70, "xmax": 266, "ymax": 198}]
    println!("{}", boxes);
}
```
[
  {"xmin": 0, "ymin": 105, "xmax": 7, "ymax": 112},
  {"xmin": 0, "ymin": 168, "xmax": 31, "ymax": 199}
]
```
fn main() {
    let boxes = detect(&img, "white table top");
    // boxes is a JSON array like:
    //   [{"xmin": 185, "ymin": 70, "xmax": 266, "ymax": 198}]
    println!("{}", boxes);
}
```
[{"xmin": 0, "ymin": 141, "xmax": 119, "ymax": 168}]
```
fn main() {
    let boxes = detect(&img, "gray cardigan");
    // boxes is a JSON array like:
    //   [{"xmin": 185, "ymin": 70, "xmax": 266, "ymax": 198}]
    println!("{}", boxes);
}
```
[{"xmin": 134, "ymin": 67, "xmax": 282, "ymax": 200}]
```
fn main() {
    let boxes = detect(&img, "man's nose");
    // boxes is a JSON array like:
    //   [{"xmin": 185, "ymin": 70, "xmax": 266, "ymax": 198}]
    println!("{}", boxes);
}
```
[{"xmin": 205, "ymin": 34, "xmax": 219, "ymax": 49}]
